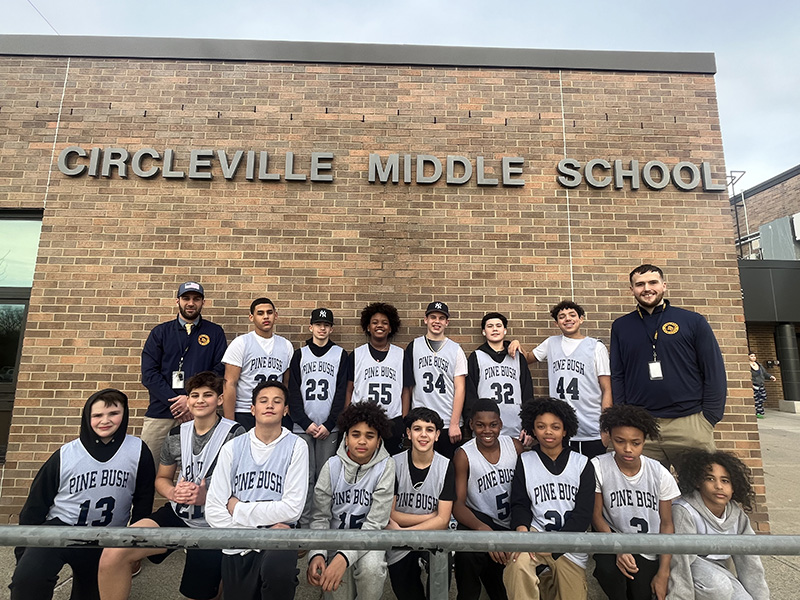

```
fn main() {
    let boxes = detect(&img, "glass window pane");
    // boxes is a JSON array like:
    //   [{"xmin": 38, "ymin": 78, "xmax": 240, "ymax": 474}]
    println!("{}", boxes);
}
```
[
  {"xmin": 0, "ymin": 220, "xmax": 42, "ymax": 287},
  {"xmin": 0, "ymin": 304, "xmax": 25, "ymax": 383}
]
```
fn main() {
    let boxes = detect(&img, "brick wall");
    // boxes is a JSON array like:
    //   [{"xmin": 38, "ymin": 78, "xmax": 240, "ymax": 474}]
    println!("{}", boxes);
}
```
[{"xmin": 0, "ymin": 54, "xmax": 767, "ymax": 528}]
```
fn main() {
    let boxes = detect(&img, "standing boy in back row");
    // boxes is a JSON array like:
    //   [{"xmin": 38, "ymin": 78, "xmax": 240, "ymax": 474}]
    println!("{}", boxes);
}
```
[
  {"xmin": 404, "ymin": 301, "xmax": 468, "ymax": 459},
  {"xmin": 223, "ymin": 297, "xmax": 294, "ymax": 429},
  {"xmin": 511, "ymin": 301, "xmax": 611, "ymax": 459},
  {"xmin": 288, "ymin": 308, "xmax": 349, "ymax": 529},
  {"xmin": 467, "ymin": 312, "xmax": 533, "ymax": 440}
]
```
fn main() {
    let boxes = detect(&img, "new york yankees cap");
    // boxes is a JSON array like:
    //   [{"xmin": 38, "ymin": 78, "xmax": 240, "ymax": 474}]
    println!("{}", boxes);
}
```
[
  {"xmin": 310, "ymin": 308, "xmax": 334, "ymax": 324},
  {"xmin": 425, "ymin": 301, "xmax": 450, "ymax": 318}
]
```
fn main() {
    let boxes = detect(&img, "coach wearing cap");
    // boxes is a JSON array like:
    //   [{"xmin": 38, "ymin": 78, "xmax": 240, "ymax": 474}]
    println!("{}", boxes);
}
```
[{"xmin": 140, "ymin": 281, "xmax": 228, "ymax": 459}]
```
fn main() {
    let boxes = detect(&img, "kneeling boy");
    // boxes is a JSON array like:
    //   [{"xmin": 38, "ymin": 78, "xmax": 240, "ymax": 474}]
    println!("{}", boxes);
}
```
[
  {"xmin": 10, "ymin": 389, "xmax": 155, "ymax": 600},
  {"xmin": 98, "ymin": 372, "xmax": 244, "ymax": 600},
  {"xmin": 453, "ymin": 398, "xmax": 524, "ymax": 600},
  {"xmin": 504, "ymin": 398, "xmax": 595, "ymax": 600},
  {"xmin": 307, "ymin": 402, "xmax": 396, "ymax": 600},
  {"xmin": 206, "ymin": 380, "xmax": 309, "ymax": 600},
  {"xmin": 387, "ymin": 407, "xmax": 455, "ymax": 600}
]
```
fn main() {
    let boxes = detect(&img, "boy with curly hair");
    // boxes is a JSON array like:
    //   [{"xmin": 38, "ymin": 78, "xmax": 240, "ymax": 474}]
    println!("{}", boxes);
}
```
[
  {"xmin": 347, "ymin": 302, "xmax": 406, "ymax": 455},
  {"xmin": 591, "ymin": 404, "xmax": 680, "ymax": 600},
  {"xmin": 510, "ymin": 301, "xmax": 611, "ymax": 458},
  {"xmin": 307, "ymin": 402, "xmax": 396, "ymax": 600},
  {"xmin": 504, "ymin": 397, "xmax": 595, "ymax": 600},
  {"xmin": 669, "ymin": 450, "xmax": 769, "ymax": 600}
]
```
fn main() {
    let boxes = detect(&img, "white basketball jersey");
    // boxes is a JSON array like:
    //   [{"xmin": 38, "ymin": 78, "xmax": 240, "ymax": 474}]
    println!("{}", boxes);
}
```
[
  {"xmin": 229, "ymin": 433, "xmax": 297, "ymax": 509},
  {"xmin": 328, "ymin": 454, "xmax": 389, "ymax": 530},
  {"xmin": 387, "ymin": 450, "xmax": 450, "ymax": 565},
  {"xmin": 234, "ymin": 333, "xmax": 293, "ymax": 413},
  {"xmin": 292, "ymin": 344, "xmax": 345, "ymax": 433},
  {"xmin": 474, "ymin": 350, "xmax": 523, "ymax": 437},
  {"xmin": 411, "ymin": 337, "xmax": 461, "ymax": 425},
  {"xmin": 351, "ymin": 343, "xmax": 404, "ymax": 419},
  {"xmin": 47, "ymin": 435, "xmax": 141, "ymax": 527},
  {"xmin": 521, "ymin": 449, "xmax": 589, "ymax": 568},
  {"xmin": 171, "ymin": 418, "xmax": 238, "ymax": 527},
  {"xmin": 546, "ymin": 336, "xmax": 602, "ymax": 440},
  {"xmin": 594, "ymin": 453, "xmax": 664, "ymax": 537},
  {"xmin": 461, "ymin": 436, "xmax": 517, "ymax": 529}
]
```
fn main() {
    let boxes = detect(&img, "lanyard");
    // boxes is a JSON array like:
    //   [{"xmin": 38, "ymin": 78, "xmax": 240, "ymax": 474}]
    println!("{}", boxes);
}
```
[
  {"xmin": 637, "ymin": 304, "xmax": 666, "ymax": 362},
  {"xmin": 175, "ymin": 320, "xmax": 196, "ymax": 371}
]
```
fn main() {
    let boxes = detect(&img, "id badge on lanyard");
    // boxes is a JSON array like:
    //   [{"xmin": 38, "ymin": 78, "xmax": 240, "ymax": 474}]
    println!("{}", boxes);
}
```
[{"xmin": 648, "ymin": 360, "xmax": 663, "ymax": 380}]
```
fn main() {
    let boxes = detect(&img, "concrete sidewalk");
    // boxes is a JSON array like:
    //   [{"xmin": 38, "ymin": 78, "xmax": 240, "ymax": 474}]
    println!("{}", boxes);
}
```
[{"xmin": 1, "ymin": 408, "xmax": 798, "ymax": 599}]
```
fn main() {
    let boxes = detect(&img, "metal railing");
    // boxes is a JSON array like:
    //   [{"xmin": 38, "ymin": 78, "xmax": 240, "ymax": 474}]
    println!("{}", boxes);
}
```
[{"xmin": 3, "ymin": 526, "xmax": 799, "ymax": 600}]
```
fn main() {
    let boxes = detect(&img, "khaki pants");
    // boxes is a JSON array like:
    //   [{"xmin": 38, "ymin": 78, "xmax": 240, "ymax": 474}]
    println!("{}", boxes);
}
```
[
  {"xmin": 643, "ymin": 412, "xmax": 715, "ymax": 471},
  {"xmin": 503, "ymin": 552, "xmax": 586, "ymax": 600},
  {"xmin": 140, "ymin": 416, "xmax": 179, "ymax": 463}
]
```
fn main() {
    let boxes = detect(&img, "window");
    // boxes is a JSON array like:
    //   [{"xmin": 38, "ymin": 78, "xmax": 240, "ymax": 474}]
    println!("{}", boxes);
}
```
[{"xmin": 0, "ymin": 211, "xmax": 42, "ymax": 462}]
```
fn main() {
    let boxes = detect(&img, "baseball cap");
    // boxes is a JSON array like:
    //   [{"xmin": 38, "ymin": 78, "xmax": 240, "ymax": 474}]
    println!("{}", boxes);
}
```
[
  {"xmin": 310, "ymin": 308, "xmax": 334, "ymax": 325},
  {"xmin": 425, "ymin": 301, "xmax": 450, "ymax": 318},
  {"xmin": 177, "ymin": 282, "xmax": 204, "ymax": 298}
]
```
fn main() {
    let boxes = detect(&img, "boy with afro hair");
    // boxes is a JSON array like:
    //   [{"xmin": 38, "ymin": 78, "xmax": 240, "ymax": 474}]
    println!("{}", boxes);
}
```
[
  {"xmin": 308, "ymin": 401, "xmax": 396, "ymax": 600},
  {"xmin": 504, "ymin": 398, "xmax": 595, "ymax": 600},
  {"xmin": 347, "ymin": 302, "xmax": 407, "ymax": 455}
]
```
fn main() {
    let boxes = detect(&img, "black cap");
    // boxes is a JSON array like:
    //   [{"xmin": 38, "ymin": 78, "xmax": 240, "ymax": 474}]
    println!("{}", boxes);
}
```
[
  {"xmin": 310, "ymin": 308, "xmax": 334, "ymax": 325},
  {"xmin": 177, "ymin": 281, "xmax": 204, "ymax": 297},
  {"xmin": 425, "ymin": 301, "xmax": 450, "ymax": 318}
]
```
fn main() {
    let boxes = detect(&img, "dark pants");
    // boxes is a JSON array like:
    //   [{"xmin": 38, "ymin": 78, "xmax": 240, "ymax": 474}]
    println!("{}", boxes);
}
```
[
  {"xmin": 221, "ymin": 549, "xmax": 299, "ymax": 600},
  {"xmin": 389, "ymin": 550, "xmax": 452, "ymax": 600},
  {"xmin": 384, "ymin": 416, "xmax": 407, "ymax": 456},
  {"xmin": 593, "ymin": 553, "xmax": 660, "ymax": 600},
  {"xmin": 10, "ymin": 546, "xmax": 103, "ymax": 600},
  {"xmin": 433, "ymin": 427, "xmax": 465, "ymax": 460},
  {"xmin": 569, "ymin": 438, "xmax": 608, "ymax": 459},
  {"xmin": 454, "ymin": 550, "xmax": 507, "ymax": 600}
]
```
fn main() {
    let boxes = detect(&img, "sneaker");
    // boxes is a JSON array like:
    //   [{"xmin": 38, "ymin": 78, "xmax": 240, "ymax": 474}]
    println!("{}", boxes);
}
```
[
  {"xmin": 298, "ymin": 550, "xmax": 308, "ymax": 559},
  {"xmin": 131, "ymin": 560, "xmax": 142, "ymax": 577},
  {"xmin": 757, "ymin": 414, "xmax": 765, "ymax": 419}
]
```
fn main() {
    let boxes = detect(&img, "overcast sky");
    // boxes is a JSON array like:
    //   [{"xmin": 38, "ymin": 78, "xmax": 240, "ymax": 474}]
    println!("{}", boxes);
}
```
[{"xmin": 3, "ymin": 0, "xmax": 798, "ymax": 192}]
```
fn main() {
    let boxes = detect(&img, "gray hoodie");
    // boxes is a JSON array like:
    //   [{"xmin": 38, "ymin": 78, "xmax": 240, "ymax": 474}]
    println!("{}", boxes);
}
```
[
  {"xmin": 668, "ymin": 490, "xmax": 769, "ymax": 599},
  {"xmin": 309, "ymin": 436, "xmax": 395, "ymax": 566}
]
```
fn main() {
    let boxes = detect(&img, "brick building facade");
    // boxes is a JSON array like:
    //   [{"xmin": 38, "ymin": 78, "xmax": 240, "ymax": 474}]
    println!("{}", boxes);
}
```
[{"xmin": 0, "ymin": 36, "xmax": 766, "ymax": 528}]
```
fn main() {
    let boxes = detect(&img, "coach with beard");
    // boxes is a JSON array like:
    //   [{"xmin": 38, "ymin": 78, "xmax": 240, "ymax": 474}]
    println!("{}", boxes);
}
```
[{"xmin": 140, "ymin": 281, "xmax": 227, "ymax": 459}]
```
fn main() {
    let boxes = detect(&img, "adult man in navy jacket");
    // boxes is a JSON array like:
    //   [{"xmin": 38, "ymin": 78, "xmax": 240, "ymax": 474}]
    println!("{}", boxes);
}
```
[
  {"xmin": 140, "ymin": 281, "xmax": 227, "ymax": 459},
  {"xmin": 610, "ymin": 264, "xmax": 726, "ymax": 470}
]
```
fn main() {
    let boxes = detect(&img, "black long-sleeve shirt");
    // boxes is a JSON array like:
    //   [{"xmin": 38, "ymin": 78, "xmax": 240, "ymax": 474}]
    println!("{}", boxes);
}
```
[
  {"xmin": 465, "ymin": 341, "xmax": 533, "ymax": 422},
  {"xmin": 509, "ymin": 447, "xmax": 595, "ymax": 536},
  {"xmin": 610, "ymin": 301, "xmax": 727, "ymax": 425}
]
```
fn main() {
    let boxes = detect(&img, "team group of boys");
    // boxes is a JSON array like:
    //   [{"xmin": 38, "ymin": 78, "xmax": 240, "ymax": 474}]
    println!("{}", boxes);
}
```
[{"xmin": 10, "ymin": 289, "xmax": 768, "ymax": 600}]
